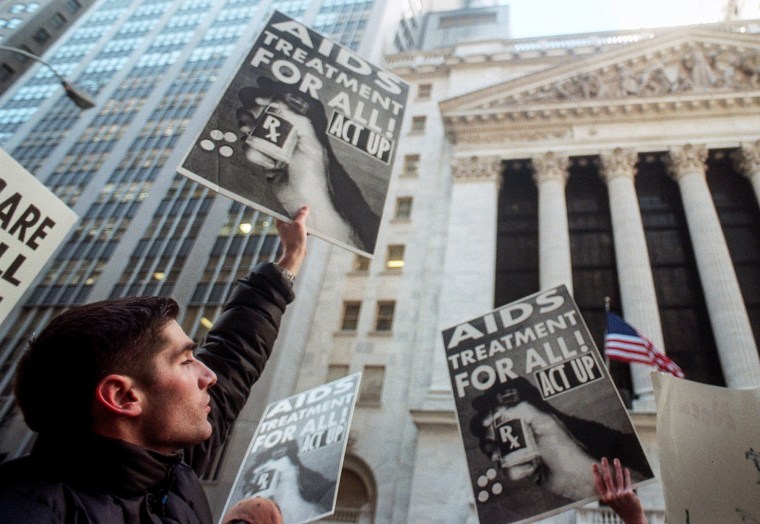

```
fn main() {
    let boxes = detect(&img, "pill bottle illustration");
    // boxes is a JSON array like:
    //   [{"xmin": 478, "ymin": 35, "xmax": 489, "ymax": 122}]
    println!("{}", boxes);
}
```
[{"xmin": 489, "ymin": 389, "xmax": 541, "ymax": 481}]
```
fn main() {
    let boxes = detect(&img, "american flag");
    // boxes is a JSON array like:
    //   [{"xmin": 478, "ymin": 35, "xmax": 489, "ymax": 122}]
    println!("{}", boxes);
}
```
[{"xmin": 605, "ymin": 312, "xmax": 684, "ymax": 378}]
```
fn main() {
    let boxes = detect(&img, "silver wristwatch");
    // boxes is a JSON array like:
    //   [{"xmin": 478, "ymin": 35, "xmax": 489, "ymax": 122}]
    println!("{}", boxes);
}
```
[{"xmin": 274, "ymin": 264, "xmax": 296, "ymax": 283}]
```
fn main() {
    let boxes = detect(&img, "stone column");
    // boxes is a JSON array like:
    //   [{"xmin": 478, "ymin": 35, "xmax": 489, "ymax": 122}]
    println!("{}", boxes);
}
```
[
  {"xmin": 600, "ymin": 148, "xmax": 663, "ymax": 408},
  {"xmin": 734, "ymin": 140, "xmax": 760, "ymax": 206},
  {"xmin": 427, "ymin": 155, "xmax": 502, "ymax": 396},
  {"xmin": 667, "ymin": 144, "xmax": 760, "ymax": 388},
  {"xmin": 532, "ymin": 152, "xmax": 573, "ymax": 293},
  {"xmin": 409, "ymin": 155, "xmax": 502, "ymax": 523}
]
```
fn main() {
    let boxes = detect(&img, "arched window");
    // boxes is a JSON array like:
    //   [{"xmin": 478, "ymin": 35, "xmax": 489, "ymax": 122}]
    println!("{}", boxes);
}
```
[{"xmin": 324, "ymin": 457, "xmax": 376, "ymax": 523}]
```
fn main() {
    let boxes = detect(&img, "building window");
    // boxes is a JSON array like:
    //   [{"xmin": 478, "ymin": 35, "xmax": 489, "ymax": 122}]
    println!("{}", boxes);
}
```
[
  {"xmin": 326, "ymin": 363, "xmax": 349, "ymax": 383},
  {"xmin": 394, "ymin": 196, "xmax": 413, "ymax": 220},
  {"xmin": 14, "ymin": 45, "xmax": 33, "ymax": 63},
  {"xmin": 402, "ymin": 154, "xmax": 419, "ymax": 177},
  {"xmin": 353, "ymin": 254, "xmax": 370, "ymax": 272},
  {"xmin": 33, "ymin": 27, "xmax": 51, "ymax": 44},
  {"xmin": 50, "ymin": 12, "xmax": 67, "ymax": 29},
  {"xmin": 417, "ymin": 83, "xmax": 432, "ymax": 99},
  {"xmin": 358, "ymin": 365, "xmax": 384, "ymax": 405},
  {"xmin": 66, "ymin": 0, "xmax": 82, "ymax": 13},
  {"xmin": 385, "ymin": 244, "xmax": 405, "ymax": 270},
  {"xmin": 333, "ymin": 469, "xmax": 374, "ymax": 522},
  {"xmin": 410, "ymin": 115, "xmax": 426, "ymax": 133},
  {"xmin": 374, "ymin": 301, "xmax": 395, "ymax": 332},
  {"xmin": 0, "ymin": 64, "xmax": 15, "ymax": 82},
  {"xmin": 341, "ymin": 301, "xmax": 361, "ymax": 331}
]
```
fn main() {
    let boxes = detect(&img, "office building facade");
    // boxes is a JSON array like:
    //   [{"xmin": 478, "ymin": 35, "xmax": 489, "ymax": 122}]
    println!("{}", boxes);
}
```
[
  {"xmin": 0, "ymin": 0, "xmax": 97, "ymax": 89},
  {"xmin": 0, "ymin": 0, "xmax": 407, "ymax": 519}
]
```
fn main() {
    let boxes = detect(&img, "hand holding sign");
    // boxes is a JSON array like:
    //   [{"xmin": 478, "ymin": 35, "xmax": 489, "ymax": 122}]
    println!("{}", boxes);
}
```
[
  {"xmin": 237, "ymin": 84, "xmax": 357, "ymax": 248},
  {"xmin": 592, "ymin": 457, "xmax": 648, "ymax": 524},
  {"xmin": 480, "ymin": 400, "xmax": 597, "ymax": 500}
]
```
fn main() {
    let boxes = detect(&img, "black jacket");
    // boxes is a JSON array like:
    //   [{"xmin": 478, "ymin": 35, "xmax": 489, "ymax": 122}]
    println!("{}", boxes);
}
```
[{"xmin": 0, "ymin": 263, "xmax": 295, "ymax": 523}]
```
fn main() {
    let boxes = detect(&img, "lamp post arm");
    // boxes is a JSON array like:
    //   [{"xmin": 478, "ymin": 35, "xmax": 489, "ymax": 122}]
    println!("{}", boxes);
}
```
[{"xmin": 0, "ymin": 45, "xmax": 95, "ymax": 109}]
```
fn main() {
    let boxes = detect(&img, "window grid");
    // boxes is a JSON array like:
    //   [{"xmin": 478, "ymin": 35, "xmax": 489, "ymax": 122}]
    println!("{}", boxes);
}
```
[
  {"xmin": 385, "ymin": 244, "xmax": 405, "ymax": 270},
  {"xmin": 402, "ymin": 154, "xmax": 420, "ymax": 177},
  {"xmin": 394, "ymin": 197, "xmax": 413, "ymax": 219},
  {"xmin": 341, "ymin": 301, "xmax": 361, "ymax": 331},
  {"xmin": 375, "ymin": 301, "xmax": 395, "ymax": 332},
  {"xmin": 358, "ymin": 365, "xmax": 384, "ymax": 404}
]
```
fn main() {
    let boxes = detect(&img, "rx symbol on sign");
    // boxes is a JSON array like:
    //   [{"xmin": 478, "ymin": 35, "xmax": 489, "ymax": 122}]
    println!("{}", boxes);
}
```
[
  {"xmin": 263, "ymin": 115, "xmax": 281, "ymax": 142},
  {"xmin": 499, "ymin": 425, "xmax": 521, "ymax": 450}
]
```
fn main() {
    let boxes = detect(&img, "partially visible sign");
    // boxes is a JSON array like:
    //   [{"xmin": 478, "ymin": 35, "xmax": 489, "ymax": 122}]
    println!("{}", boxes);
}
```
[
  {"xmin": 443, "ymin": 285, "xmax": 653, "ymax": 524},
  {"xmin": 0, "ymin": 149, "xmax": 78, "ymax": 320},
  {"xmin": 222, "ymin": 373, "xmax": 361, "ymax": 524},
  {"xmin": 653, "ymin": 372, "xmax": 760, "ymax": 523}
]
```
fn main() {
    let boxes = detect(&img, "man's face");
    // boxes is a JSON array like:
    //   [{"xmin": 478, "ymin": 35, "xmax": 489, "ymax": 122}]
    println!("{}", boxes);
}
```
[{"xmin": 136, "ymin": 320, "xmax": 217, "ymax": 453}]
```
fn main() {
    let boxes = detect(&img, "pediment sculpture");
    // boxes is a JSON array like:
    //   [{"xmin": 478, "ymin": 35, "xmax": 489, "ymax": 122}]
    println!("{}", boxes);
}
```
[{"xmin": 498, "ymin": 43, "xmax": 760, "ymax": 106}]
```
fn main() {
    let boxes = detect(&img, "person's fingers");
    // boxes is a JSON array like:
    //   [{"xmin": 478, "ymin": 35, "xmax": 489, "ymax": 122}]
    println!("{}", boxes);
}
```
[
  {"xmin": 614, "ymin": 458, "xmax": 625, "ymax": 491},
  {"xmin": 624, "ymin": 464, "xmax": 633, "ymax": 490},
  {"xmin": 601, "ymin": 457, "xmax": 615, "ymax": 490},
  {"xmin": 592, "ymin": 463, "xmax": 608, "ymax": 496},
  {"xmin": 293, "ymin": 205, "xmax": 309, "ymax": 224}
]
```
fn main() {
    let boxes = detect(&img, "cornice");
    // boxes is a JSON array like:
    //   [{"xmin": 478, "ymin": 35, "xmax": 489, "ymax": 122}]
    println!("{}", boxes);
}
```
[
  {"xmin": 410, "ymin": 408, "xmax": 457, "ymax": 428},
  {"xmin": 387, "ymin": 20, "xmax": 760, "ymax": 77},
  {"xmin": 443, "ymin": 92, "xmax": 760, "ymax": 144}
]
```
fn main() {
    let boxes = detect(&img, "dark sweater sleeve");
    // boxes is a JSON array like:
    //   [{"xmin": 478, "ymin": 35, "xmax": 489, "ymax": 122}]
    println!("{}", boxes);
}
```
[{"xmin": 184, "ymin": 262, "xmax": 295, "ymax": 475}]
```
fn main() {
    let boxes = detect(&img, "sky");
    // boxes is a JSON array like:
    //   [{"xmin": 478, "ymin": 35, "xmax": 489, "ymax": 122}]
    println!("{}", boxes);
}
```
[{"xmin": 499, "ymin": 0, "xmax": 760, "ymax": 38}]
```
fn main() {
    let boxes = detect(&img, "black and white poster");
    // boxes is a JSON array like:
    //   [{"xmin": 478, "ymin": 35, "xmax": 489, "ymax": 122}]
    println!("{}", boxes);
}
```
[
  {"xmin": 442, "ymin": 285, "xmax": 653, "ymax": 524},
  {"xmin": 178, "ymin": 11, "xmax": 408, "ymax": 258},
  {"xmin": 222, "ymin": 373, "xmax": 361, "ymax": 524},
  {"xmin": 0, "ymin": 149, "xmax": 78, "ymax": 320}
]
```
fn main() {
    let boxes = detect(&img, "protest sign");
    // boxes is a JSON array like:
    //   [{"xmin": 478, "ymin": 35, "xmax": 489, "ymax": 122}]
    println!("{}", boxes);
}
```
[
  {"xmin": 222, "ymin": 372, "xmax": 361, "ymax": 524},
  {"xmin": 0, "ymin": 149, "xmax": 78, "ymax": 320},
  {"xmin": 652, "ymin": 372, "xmax": 760, "ymax": 523},
  {"xmin": 178, "ymin": 11, "xmax": 408, "ymax": 258},
  {"xmin": 442, "ymin": 285, "xmax": 653, "ymax": 524}
]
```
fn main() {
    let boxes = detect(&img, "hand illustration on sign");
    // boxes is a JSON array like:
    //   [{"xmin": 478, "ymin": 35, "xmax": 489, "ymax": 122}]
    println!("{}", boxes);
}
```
[{"xmin": 234, "ymin": 78, "xmax": 378, "ymax": 253}]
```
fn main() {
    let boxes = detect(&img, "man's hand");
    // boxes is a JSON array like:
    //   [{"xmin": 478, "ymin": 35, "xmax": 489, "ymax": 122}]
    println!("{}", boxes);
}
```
[
  {"xmin": 592, "ymin": 457, "xmax": 648, "ymax": 524},
  {"xmin": 275, "ymin": 206, "xmax": 308, "ymax": 276}
]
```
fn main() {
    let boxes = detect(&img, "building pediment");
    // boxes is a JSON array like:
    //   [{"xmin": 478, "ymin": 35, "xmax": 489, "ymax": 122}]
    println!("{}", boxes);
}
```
[{"xmin": 440, "ymin": 28, "xmax": 760, "ymax": 143}]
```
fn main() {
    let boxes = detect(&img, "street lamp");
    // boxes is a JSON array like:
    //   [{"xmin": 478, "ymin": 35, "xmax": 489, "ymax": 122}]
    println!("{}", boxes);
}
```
[{"xmin": 0, "ymin": 45, "xmax": 95, "ymax": 109}]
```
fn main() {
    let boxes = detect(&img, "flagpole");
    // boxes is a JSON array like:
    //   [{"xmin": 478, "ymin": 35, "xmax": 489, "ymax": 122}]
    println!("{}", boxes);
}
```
[{"xmin": 603, "ymin": 296, "xmax": 611, "ymax": 369}]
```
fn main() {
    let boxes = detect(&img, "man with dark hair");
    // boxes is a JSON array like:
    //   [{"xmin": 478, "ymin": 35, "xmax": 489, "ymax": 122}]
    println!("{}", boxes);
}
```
[{"xmin": 0, "ymin": 206, "xmax": 309, "ymax": 523}]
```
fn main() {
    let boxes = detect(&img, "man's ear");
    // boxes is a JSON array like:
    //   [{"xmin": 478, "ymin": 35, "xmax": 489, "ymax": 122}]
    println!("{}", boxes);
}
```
[{"xmin": 95, "ymin": 374, "xmax": 142, "ymax": 417}]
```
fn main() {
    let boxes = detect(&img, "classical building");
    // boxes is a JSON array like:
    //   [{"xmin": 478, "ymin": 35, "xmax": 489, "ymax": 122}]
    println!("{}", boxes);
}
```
[
  {"xmin": 1, "ymin": 1, "xmax": 760, "ymax": 523},
  {"xmin": 282, "ymin": 11, "xmax": 760, "ymax": 523}
]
